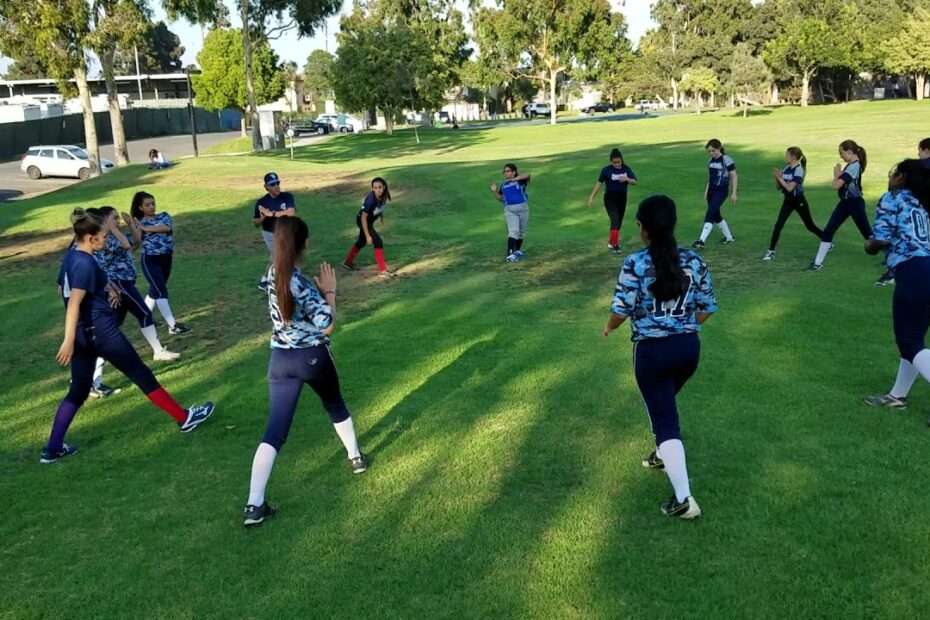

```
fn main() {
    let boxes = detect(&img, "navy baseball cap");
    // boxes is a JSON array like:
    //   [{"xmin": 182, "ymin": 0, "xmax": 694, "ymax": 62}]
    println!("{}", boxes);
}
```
[{"xmin": 264, "ymin": 172, "xmax": 280, "ymax": 185}]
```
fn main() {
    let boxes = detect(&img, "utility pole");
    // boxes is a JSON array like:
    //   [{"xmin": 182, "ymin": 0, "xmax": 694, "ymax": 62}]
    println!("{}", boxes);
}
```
[
  {"xmin": 133, "ymin": 45, "xmax": 143, "ymax": 100},
  {"xmin": 186, "ymin": 67, "xmax": 199, "ymax": 157}
]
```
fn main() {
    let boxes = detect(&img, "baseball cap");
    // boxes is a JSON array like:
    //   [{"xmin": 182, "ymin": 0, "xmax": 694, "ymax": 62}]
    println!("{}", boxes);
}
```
[{"xmin": 264, "ymin": 172, "xmax": 280, "ymax": 186}]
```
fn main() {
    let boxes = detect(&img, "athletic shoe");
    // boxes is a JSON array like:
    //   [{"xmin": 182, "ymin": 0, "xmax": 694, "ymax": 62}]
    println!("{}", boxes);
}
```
[
  {"xmin": 168, "ymin": 322, "xmax": 192, "ymax": 335},
  {"xmin": 513, "ymin": 250, "xmax": 526, "ymax": 259},
  {"xmin": 89, "ymin": 384, "xmax": 121, "ymax": 399},
  {"xmin": 691, "ymin": 240, "xmax": 705, "ymax": 249},
  {"xmin": 506, "ymin": 253, "xmax": 519, "ymax": 263},
  {"xmin": 804, "ymin": 262, "xmax": 823, "ymax": 271},
  {"xmin": 349, "ymin": 453, "xmax": 368, "ymax": 474},
  {"xmin": 718, "ymin": 237, "xmax": 735, "ymax": 245},
  {"xmin": 875, "ymin": 272, "xmax": 895, "ymax": 287},
  {"xmin": 40, "ymin": 443, "xmax": 78, "ymax": 464},
  {"xmin": 378, "ymin": 270, "xmax": 396, "ymax": 279},
  {"xmin": 642, "ymin": 450, "xmax": 665, "ymax": 469},
  {"xmin": 828, "ymin": 243, "xmax": 836, "ymax": 252},
  {"xmin": 342, "ymin": 261, "xmax": 357, "ymax": 271},
  {"xmin": 611, "ymin": 244, "xmax": 623, "ymax": 255},
  {"xmin": 243, "ymin": 501, "xmax": 277, "ymax": 527},
  {"xmin": 661, "ymin": 495, "xmax": 702, "ymax": 519},
  {"xmin": 178, "ymin": 401, "xmax": 215, "ymax": 433},
  {"xmin": 153, "ymin": 349, "xmax": 181, "ymax": 362},
  {"xmin": 762, "ymin": 250, "xmax": 776, "ymax": 261},
  {"xmin": 864, "ymin": 393, "xmax": 908, "ymax": 409}
]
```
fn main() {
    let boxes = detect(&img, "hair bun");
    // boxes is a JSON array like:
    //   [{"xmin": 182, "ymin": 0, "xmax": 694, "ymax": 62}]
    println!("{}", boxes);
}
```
[{"xmin": 70, "ymin": 208, "xmax": 87, "ymax": 224}]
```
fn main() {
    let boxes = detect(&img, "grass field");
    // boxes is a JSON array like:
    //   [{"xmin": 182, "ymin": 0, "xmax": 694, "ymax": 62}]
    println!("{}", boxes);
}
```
[{"xmin": 3, "ymin": 100, "xmax": 930, "ymax": 618}]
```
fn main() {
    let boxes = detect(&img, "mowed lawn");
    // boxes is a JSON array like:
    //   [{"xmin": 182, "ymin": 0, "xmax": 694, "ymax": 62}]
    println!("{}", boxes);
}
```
[{"xmin": 2, "ymin": 101, "xmax": 930, "ymax": 617}]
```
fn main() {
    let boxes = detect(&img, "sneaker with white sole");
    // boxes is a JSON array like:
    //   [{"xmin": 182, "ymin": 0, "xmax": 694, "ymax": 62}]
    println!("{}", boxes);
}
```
[
  {"xmin": 178, "ymin": 401, "xmax": 215, "ymax": 433},
  {"xmin": 661, "ymin": 495, "xmax": 701, "ymax": 519},
  {"xmin": 875, "ymin": 271, "xmax": 895, "ymax": 286},
  {"xmin": 168, "ymin": 322, "xmax": 192, "ymax": 335},
  {"xmin": 718, "ymin": 237, "xmax": 735, "ymax": 245},
  {"xmin": 153, "ymin": 349, "xmax": 180, "ymax": 362},
  {"xmin": 89, "ymin": 384, "xmax": 121, "ymax": 399},
  {"xmin": 691, "ymin": 240, "xmax": 705, "ymax": 249},
  {"xmin": 506, "ymin": 253, "xmax": 519, "ymax": 263},
  {"xmin": 804, "ymin": 262, "xmax": 823, "ymax": 271},
  {"xmin": 243, "ymin": 501, "xmax": 277, "ymax": 527},
  {"xmin": 762, "ymin": 250, "xmax": 776, "ymax": 261},
  {"xmin": 349, "ymin": 453, "xmax": 368, "ymax": 474},
  {"xmin": 40, "ymin": 443, "xmax": 78, "ymax": 464},
  {"xmin": 864, "ymin": 393, "xmax": 908, "ymax": 409},
  {"xmin": 642, "ymin": 450, "xmax": 665, "ymax": 469}
]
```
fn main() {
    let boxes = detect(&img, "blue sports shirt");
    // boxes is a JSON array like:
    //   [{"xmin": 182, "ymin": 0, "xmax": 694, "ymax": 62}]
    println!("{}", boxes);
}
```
[
  {"xmin": 781, "ymin": 164, "xmax": 805, "ymax": 197},
  {"xmin": 612, "ymin": 247, "xmax": 717, "ymax": 342},
  {"xmin": 254, "ymin": 192, "xmax": 296, "ymax": 233},
  {"xmin": 97, "ymin": 231, "xmax": 137, "ymax": 281},
  {"xmin": 140, "ymin": 212, "xmax": 173, "ymax": 255},
  {"xmin": 871, "ymin": 188, "xmax": 930, "ymax": 271},
  {"xmin": 838, "ymin": 161, "xmax": 863, "ymax": 200},
  {"xmin": 499, "ymin": 179, "xmax": 529, "ymax": 206},
  {"xmin": 58, "ymin": 249, "xmax": 113, "ymax": 324},
  {"xmin": 921, "ymin": 159, "xmax": 930, "ymax": 170},
  {"xmin": 598, "ymin": 165, "xmax": 637, "ymax": 193},
  {"xmin": 708, "ymin": 155, "xmax": 736, "ymax": 188},
  {"xmin": 358, "ymin": 191, "xmax": 387, "ymax": 222},
  {"xmin": 267, "ymin": 266, "xmax": 333, "ymax": 349}
]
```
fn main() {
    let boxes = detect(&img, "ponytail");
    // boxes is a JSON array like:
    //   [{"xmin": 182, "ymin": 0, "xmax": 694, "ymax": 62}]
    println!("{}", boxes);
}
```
[
  {"xmin": 130, "ymin": 191, "xmax": 154, "ymax": 220},
  {"xmin": 636, "ymin": 195, "xmax": 686, "ymax": 303},
  {"xmin": 787, "ymin": 146, "xmax": 806, "ymax": 169},
  {"xmin": 840, "ymin": 140, "xmax": 867, "ymax": 172},
  {"xmin": 70, "ymin": 207, "xmax": 104, "ymax": 242},
  {"xmin": 273, "ymin": 216, "xmax": 309, "ymax": 324}
]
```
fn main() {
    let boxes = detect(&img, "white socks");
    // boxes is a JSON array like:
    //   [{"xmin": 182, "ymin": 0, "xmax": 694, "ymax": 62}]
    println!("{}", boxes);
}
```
[
  {"xmin": 891, "ymin": 358, "xmax": 918, "ymax": 398},
  {"xmin": 814, "ymin": 241, "xmax": 832, "ymax": 266},
  {"xmin": 247, "ymin": 442, "xmax": 278, "ymax": 507},
  {"xmin": 718, "ymin": 219, "xmax": 733, "ymax": 240},
  {"xmin": 93, "ymin": 357, "xmax": 105, "ymax": 388},
  {"xmin": 912, "ymin": 350, "xmax": 930, "ymax": 385},
  {"xmin": 658, "ymin": 439, "xmax": 691, "ymax": 502},
  {"xmin": 154, "ymin": 298, "xmax": 176, "ymax": 328},
  {"xmin": 140, "ymin": 325, "xmax": 164, "ymax": 353},
  {"xmin": 699, "ymin": 223, "xmax": 713, "ymax": 242},
  {"xmin": 333, "ymin": 417, "xmax": 362, "ymax": 459},
  {"xmin": 144, "ymin": 295, "xmax": 156, "ymax": 312}
]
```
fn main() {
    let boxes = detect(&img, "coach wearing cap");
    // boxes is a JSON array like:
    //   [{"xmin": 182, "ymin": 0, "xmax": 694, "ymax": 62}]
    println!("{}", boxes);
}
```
[{"xmin": 253, "ymin": 172, "xmax": 297, "ymax": 288}]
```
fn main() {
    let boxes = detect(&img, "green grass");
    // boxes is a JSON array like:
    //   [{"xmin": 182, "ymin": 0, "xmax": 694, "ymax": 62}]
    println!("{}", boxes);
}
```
[
  {"xmin": 200, "ymin": 134, "xmax": 254, "ymax": 155},
  {"xmin": 2, "ymin": 100, "xmax": 930, "ymax": 617}
]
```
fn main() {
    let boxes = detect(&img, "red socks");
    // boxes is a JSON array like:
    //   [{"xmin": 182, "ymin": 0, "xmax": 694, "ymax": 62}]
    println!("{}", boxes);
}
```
[
  {"xmin": 609, "ymin": 229, "xmax": 620, "ymax": 246},
  {"xmin": 345, "ymin": 246, "xmax": 360, "ymax": 265},
  {"xmin": 374, "ymin": 248, "xmax": 387, "ymax": 272},
  {"xmin": 146, "ymin": 387, "xmax": 188, "ymax": 423}
]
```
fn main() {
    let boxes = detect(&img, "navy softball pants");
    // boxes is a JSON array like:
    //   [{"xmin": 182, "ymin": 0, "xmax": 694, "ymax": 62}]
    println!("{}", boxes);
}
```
[
  {"xmin": 141, "ymin": 252, "xmax": 173, "ymax": 300},
  {"xmin": 633, "ymin": 333, "xmax": 701, "ymax": 445},
  {"xmin": 892, "ymin": 257, "xmax": 930, "ymax": 362}
]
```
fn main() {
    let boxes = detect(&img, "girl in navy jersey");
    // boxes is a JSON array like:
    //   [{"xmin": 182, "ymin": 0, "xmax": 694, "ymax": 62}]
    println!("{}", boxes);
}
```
[
  {"xmin": 342, "ymin": 178, "xmax": 394, "ymax": 277},
  {"xmin": 490, "ymin": 163, "xmax": 531, "ymax": 262},
  {"xmin": 42, "ymin": 209, "xmax": 214, "ymax": 463},
  {"xmin": 588, "ymin": 148, "xmax": 638, "ymax": 254},
  {"xmin": 862, "ymin": 161, "xmax": 930, "ymax": 409},
  {"xmin": 692, "ymin": 139, "xmax": 737, "ymax": 249},
  {"xmin": 763, "ymin": 147, "xmax": 823, "ymax": 261},
  {"xmin": 130, "ymin": 191, "xmax": 192, "ymax": 334},
  {"xmin": 604, "ymin": 195, "xmax": 717, "ymax": 519},
  {"xmin": 244, "ymin": 216, "xmax": 366, "ymax": 526},
  {"xmin": 806, "ymin": 140, "xmax": 871, "ymax": 271}
]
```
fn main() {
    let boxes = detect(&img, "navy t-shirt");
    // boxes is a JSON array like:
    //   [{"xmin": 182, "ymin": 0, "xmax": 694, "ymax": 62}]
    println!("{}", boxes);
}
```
[
  {"xmin": 58, "ymin": 249, "xmax": 113, "ymax": 325},
  {"xmin": 921, "ymin": 158, "xmax": 930, "ymax": 170},
  {"xmin": 357, "ymin": 192, "xmax": 387, "ymax": 222},
  {"xmin": 598, "ymin": 165, "xmax": 637, "ymax": 193},
  {"xmin": 254, "ymin": 192, "xmax": 296, "ymax": 232}
]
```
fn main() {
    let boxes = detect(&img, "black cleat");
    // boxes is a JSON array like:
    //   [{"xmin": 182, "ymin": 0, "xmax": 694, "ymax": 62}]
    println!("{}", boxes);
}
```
[
  {"xmin": 718, "ymin": 237, "xmax": 735, "ymax": 245},
  {"xmin": 178, "ymin": 401, "xmax": 215, "ymax": 433},
  {"xmin": 875, "ymin": 271, "xmax": 895, "ymax": 287},
  {"xmin": 642, "ymin": 450, "xmax": 665, "ymax": 469},
  {"xmin": 691, "ymin": 240, "xmax": 705, "ymax": 250},
  {"xmin": 660, "ymin": 495, "xmax": 702, "ymax": 519},
  {"xmin": 168, "ymin": 322, "xmax": 192, "ymax": 335},
  {"xmin": 341, "ymin": 261, "xmax": 357, "ymax": 271},
  {"xmin": 89, "ymin": 384, "xmax": 121, "ymax": 399},
  {"xmin": 243, "ymin": 501, "xmax": 277, "ymax": 527},
  {"xmin": 40, "ymin": 443, "xmax": 78, "ymax": 464},
  {"xmin": 864, "ymin": 394, "xmax": 908, "ymax": 409},
  {"xmin": 804, "ymin": 262, "xmax": 823, "ymax": 271},
  {"xmin": 349, "ymin": 453, "xmax": 368, "ymax": 474}
]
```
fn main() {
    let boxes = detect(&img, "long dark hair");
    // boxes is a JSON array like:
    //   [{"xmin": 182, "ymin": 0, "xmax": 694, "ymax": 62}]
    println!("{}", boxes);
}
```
[
  {"xmin": 705, "ymin": 139, "xmax": 725, "ymax": 155},
  {"xmin": 919, "ymin": 138, "xmax": 930, "ymax": 152},
  {"xmin": 371, "ymin": 176, "xmax": 391, "ymax": 202},
  {"xmin": 274, "ymin": 216, "xmax": 309, "ymax": 324},
  {"xmin": 786, "ymin": 146, "xmax": 807, "ymax": 169},
  {"xmin": 609, "ymin": 148, "xmax": 624, "ymax": 166},
  {"xmin": 839, "ymin": 139, "xmax": 867, "ymax": 172},
  {"xmin": 893, "ymin": 159, "xmax": 930, "ymax": 212},
  {"xmin": 130, "ymin": 191, "xmax": 154, "ymax": 220},
  {"xmin": 637, "ymin": 195, "xmax": 686, "ymax": 303},
  {"xmin": 70, "ymin": 207, "xmax": 104, "ymax": 242}
]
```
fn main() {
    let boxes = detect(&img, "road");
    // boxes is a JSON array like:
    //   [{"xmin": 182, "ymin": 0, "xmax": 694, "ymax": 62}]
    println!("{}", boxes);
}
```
[{"xmin": 0, "ymin": 131, "xmax": 239, "ymax": 202}]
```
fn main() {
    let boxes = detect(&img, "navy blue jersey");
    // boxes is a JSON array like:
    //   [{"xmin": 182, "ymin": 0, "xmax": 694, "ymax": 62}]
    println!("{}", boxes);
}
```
[
  {"xmin": 58, "ymin": 249, "xmax": 113, "ymax": 324},
  {"xmin": 921, "ymin": 158, "xmax": 930, "ymax": 170},
  {"xmin": 254, "ymin": 192, "xmax": 296, "ymax": 233},
  {"xmin": 97, "ymin": 231, "xmax": 136, "ymax": 281},
  {"xmin": 499, "ymin": 179, "xmax": 529, "ymax": 206},
  {"xmin": 598, "ymin": 165, "xmax": 637, "ymax": 193},
  {"xmin": 781, "ymin": 164, "xmax": 805, "ymax": 197},
  {"xmin": 708, "ymin": 154, "xmax": 736, "ymax": 188},
  {"xmin": 140, "ymin": 212, "xmax": 173, "ymax": 255},
  {"xmin": 267, "ymin": 266, "xmax": 333, "ymax": 348},
  {"xmin": 358, "ymin": 191, "xmax": 387, "ymax": 222},
  {"xmin": 838, "ymin": 161, "xmax": 863, "ymax": 200},
  {"xmin": 872, "ymin": 189, "xmax": 930, "ymax": 271},
  {"xmin": 612, "ymin": 247, "xmax": 717, "ymax": 342}
]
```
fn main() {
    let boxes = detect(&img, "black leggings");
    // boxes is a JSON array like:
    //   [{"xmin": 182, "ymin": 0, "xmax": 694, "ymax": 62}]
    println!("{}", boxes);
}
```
[
  {"xmin": 604, "ymin": 191, "xmax": 628, "ymax": 230},
  {"xmin": 768, "ymin": 195, "xmax": 823, "ymax": 251},
  {"xmin": 821, "ymin": 197, "xmax": 871, "ymax": 243},
  {"xmin": 113, "ymin": 280, "xmax": 155, "ymax": 328},
  {"xmin": 354, "ymin": 215, "xmax": 383, "ymax": 250}
]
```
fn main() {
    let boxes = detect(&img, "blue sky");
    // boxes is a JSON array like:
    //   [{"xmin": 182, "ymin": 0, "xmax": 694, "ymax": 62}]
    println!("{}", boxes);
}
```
[{"xmin": 0, "ymin": 0, "xmax": 655, "ymax": 75}]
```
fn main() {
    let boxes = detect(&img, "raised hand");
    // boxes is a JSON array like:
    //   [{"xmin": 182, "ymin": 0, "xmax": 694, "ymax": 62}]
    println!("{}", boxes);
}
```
[{"xmin": 314, "ymin": 262, "xmax": 337, "ymax": 294}]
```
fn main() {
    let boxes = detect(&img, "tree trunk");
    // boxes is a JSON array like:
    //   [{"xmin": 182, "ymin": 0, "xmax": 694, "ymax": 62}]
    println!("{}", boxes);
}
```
[
  {"xmin": 240, "ymin": 113, "xmax": 247, "ymax": 137},
  {"xmin": 74, "ymin": 64, "xmax": 100, "ymax": 175},
  {"xmin": 383, "ymin": 108, "xmax": 394, "ymax": 135},
  {"xmin": 771, "ymin": 82, "xmax": 780, "ymax": 105},
  {"xmin": 671, "ymin": 78, "xmax": 679, "ymax": 110},
  {"xmin": 100, "ymin": 48, "xmax": 129, "ymax": 166},
  {"xmin": 801, "ymin": 71, "xmax": 811, "ymax": 107},
  {"xmin": 548, "ymin": 69, "xmax": 557, "ymax": 125},
  {"xmin": 710, "ymin": 92, "xmax": 715, "ymax": 108},
  {"xmin": 916, "ymin": 73, "xmax": 926, "ymax": 101},
  {"xmin": 696, "ymin": 91, "xmax": 701, "ymax": 115},
  {"xmin": 240, "ymin": 1, "xmax": 262, "ymax": 151}
]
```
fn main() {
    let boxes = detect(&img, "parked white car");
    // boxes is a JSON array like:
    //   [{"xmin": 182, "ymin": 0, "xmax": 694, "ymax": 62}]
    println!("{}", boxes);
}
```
[
  {"xmin": 21, "ymin": 145, "xmax": 115, "ymax": 180},
  {"xmin": 524, "ymin": 102, "xmax": 551, "ymax": 118}
]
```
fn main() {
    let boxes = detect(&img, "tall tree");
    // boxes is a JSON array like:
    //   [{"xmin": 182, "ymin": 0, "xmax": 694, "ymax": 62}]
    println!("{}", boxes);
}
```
[
  {"xmin": 648, "ymin": 1, "xmax": 697, "ymax": 109},
  {"xmin": 0, "ymin": 0, "xmax": 101, "ymax": 174},
  {"xmin": 2, "ymin": 51, "xmax": 47, "ymax": 79},
  {"xmin": 114, "ymin": 21, "xmax": 185, "ymax": 74},
  {"xmin": 192, "ymin": 28, "xmax": 284, "ymax": 136},
  {"xmin": 302, "ymin": 48, "xmax": 334, "ymax": 110},
  {"xmin": 883, "ymin": 8, "xmax": 930, "ymax": 100},
  {"xmin": 577, "ymin": 10, "xmax": 633, "ymax": 105},
  {"xmin": 679, "ymin": 65, "xmax": 717, "ymax": 113},
  {"xmin": 727, "ymin": 42, "xmax": 771, "ymax": 115},
  {"xmin": 473, "ymin": 0, "xmax": 620, "ymax": 125}
]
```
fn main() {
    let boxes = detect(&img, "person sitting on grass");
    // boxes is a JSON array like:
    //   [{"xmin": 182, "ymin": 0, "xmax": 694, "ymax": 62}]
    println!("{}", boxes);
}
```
[{"xmin": 148, "ymin": 149, "xmax": 172, "ymax": 170}]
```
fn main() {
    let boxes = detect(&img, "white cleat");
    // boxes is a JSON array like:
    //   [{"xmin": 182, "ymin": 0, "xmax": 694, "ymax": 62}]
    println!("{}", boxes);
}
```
[{"xmin": 154, "ymin": 349, "xmax": 181, "ymax": 361}]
